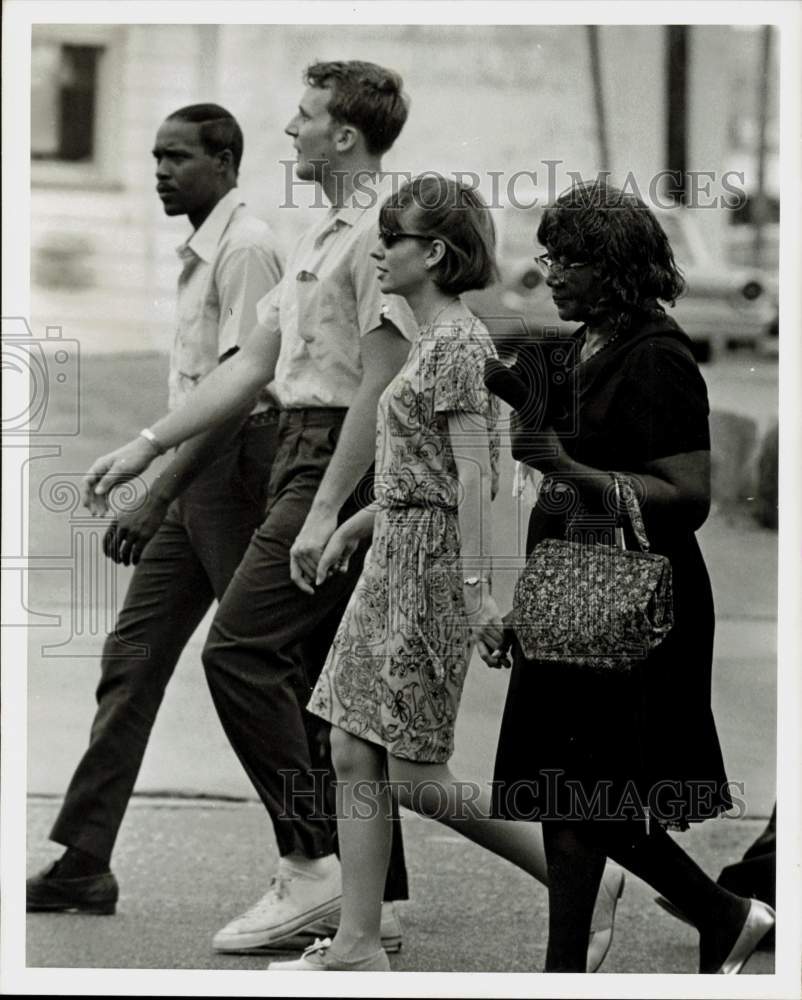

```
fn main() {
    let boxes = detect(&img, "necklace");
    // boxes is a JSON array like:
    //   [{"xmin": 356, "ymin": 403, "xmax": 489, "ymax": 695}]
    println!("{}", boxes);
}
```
[
  {"xmin": 576, "ymin": 328, "xmax": 621, "ymax": 367},
  {"xmin": 419, "ymin": 296, "xmax": 461, "ymax": 333}
]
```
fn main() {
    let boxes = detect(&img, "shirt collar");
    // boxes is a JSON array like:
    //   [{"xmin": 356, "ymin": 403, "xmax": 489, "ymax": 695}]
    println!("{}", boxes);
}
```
[
  {"xmin": 177, "ymin": 187, "xmax": 245, "ymax": 263},
  {"xmin": 331, "ymin": 173, "xmax": 396, "ymax": 228},
  {"xmin": 311, "ymin": 174, "xmax": 394, "ymax": 249}
]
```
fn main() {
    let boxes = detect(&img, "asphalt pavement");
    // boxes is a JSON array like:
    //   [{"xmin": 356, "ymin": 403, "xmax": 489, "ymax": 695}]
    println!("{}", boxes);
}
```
[{"xmin": 25, "ymin": 798, "xmax": 774, "ymax": 976}]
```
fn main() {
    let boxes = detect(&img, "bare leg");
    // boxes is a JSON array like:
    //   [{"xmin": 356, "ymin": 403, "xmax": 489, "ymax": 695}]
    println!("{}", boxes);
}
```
[
  {"xmin": 387, "ymin": 756, "xmax": 548, "ymax": 883},
  {"xmin": 327, "ymin": 727, "xmax": 392, "ymax": 959},
  {"xmin": 386, "ymin": 756, "xmax": 625, "ymax": 970}
]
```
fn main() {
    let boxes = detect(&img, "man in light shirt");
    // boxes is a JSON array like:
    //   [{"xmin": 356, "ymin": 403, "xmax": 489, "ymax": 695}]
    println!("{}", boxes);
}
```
[
  {"xmin": 27, "ymin": 104, "xmax": 284, "ymax": 915},
  {"xmin": 80, "ymin": 64, "xmax": 413, "ymax": 951}
]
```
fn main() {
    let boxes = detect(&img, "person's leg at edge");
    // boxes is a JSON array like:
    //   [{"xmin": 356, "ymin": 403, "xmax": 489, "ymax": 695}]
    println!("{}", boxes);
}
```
[
  {"xmin": 39, "ymin": 419, "xmax": 276, "ymax": 885},
  {"xmin": 384, "ymin": 758, "xmax": 624, "ymax": 970},
  {"xmin": 201, "ymin": 496, "xmax": 348, "ymax": 863},
  {"xmin": 47, "ymin": 511, "xmax": 216, "ymax": 868},
  {"xmin": 325, "ymin": 727, "xmax": 393, "ymax": 959},
  {"xmin": 203, "ymin": 418, "xmax": 408, "ymax": 891},
  {"xmin": 540, "ymin": 818, "xmax": 757, "ymax": 972},
  {"xmin": 597, "ymin": 820, "xmax": 753, "ymax": 972},
  {"xmin": 541, "ymin": 822, "xmax": 607, "ymax": 972},
  {"xmin": 387, "ymin": 756, "xmax": 548, "ymax": 883},
  {"xmin": 298, "ymin": 615, "xmax": 409, "ymax": 904},
  {"xmin": 203, "ymin": 442, "xmax": 379, "ymax": 948}
]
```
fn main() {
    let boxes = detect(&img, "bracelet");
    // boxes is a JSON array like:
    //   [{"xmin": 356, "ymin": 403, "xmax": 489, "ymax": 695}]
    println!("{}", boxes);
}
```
[
  {"xmin": 138, "ymin": 427, "xmax": 166, "ymax": 455},
  {"xmin": 463, "ymin": 575, "xmax": 492, "ymax": 588}
]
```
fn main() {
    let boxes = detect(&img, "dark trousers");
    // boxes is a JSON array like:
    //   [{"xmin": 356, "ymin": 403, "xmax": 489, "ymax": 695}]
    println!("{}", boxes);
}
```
[
  {"xmin": 51, "ymin": 415, "xmax": 280, "ymax": 862},
  {"xmin": 202, "ymin": 408, "xmax": 408, "ymax": 900}
]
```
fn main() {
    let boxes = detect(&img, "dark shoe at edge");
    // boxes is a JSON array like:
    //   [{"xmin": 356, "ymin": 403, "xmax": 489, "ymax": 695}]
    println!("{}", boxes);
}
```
[{"xmin": 27, "ymin": 861, "xmax": 118, "ymax": 914}]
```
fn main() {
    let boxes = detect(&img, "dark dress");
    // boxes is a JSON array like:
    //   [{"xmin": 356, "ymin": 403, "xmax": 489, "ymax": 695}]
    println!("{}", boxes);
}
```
[{"xmin": 492, "ymin": 312, "xmax": 733, "ymax": 830}]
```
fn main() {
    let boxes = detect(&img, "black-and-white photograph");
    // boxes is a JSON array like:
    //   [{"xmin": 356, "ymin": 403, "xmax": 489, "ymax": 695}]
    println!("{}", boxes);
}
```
[{"xmin": 2, "ymin": 1, "xmax": 800, "ymax": 996}]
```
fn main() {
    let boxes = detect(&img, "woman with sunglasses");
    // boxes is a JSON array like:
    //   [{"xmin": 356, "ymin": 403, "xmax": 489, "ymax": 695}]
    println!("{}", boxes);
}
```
[
  {"xmin": 490, "ymin": 180, "xmax": 775, "ymax": 973},
  {"xmin": 268, "ymin": 174, "xmax": 624, "ymax": 973}
]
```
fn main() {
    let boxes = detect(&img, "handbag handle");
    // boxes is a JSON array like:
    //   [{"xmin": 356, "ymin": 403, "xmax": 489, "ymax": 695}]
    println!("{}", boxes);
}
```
[{"xmin": 610, "ymin": 472, "xmax": 652, "ymax": 552}]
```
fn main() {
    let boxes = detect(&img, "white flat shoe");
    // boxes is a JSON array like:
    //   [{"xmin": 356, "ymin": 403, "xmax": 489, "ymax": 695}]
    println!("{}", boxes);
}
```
[{"xmin": 267, "ymin": 937, "xmax": 390, "ymax": 971}]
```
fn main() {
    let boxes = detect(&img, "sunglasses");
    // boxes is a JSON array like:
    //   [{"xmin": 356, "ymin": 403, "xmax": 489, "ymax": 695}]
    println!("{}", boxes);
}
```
[{"xmin": 378, "ymin": 226, "xmax": 433, "ymax": 249}]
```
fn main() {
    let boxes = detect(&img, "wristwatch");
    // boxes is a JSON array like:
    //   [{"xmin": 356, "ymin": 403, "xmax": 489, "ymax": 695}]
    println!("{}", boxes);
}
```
[{"xmin": 463, "ymin": 575, "xmax": 491, "ymax": 588}]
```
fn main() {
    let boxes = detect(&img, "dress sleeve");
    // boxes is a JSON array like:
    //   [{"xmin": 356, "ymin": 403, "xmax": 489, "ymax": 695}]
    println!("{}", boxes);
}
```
[
  {"xmin": 432, "ymin": 328, "xmax": 497, "ymax": 416},
  {"xmin": 614, "ymin": 338, "xmax": 711, "ymax": 461}
]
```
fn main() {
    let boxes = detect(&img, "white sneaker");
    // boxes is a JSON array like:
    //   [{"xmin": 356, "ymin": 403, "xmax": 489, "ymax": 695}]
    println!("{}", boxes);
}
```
[
  {"xmin": 212, "ymin": 855, "xmax": 342, "ymax": 952},
  {"xmin": 268, "ymin": 937, "xmax": 390, "ymax": 972}
]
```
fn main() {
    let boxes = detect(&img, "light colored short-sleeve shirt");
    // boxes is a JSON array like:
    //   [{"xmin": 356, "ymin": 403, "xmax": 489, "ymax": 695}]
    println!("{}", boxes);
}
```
[
  {"xmin": 255, "ymin": 176, "xmax": 417, "ymax": 408},
  {"xmin": 169, "ymin": 187, "xmax": 283, "ymax": 411}
]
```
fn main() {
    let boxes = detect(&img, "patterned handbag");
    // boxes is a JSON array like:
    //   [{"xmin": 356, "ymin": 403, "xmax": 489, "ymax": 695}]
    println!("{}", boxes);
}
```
[{"xmin": 511, "ymin": 473, "xmax": 674, "ymax": 669}]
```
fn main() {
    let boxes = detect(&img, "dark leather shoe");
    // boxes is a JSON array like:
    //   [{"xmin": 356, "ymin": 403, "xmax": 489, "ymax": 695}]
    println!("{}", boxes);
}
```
[{"xmin": 27, "ymin": 861, "xmax": 118, "ymax": 914}]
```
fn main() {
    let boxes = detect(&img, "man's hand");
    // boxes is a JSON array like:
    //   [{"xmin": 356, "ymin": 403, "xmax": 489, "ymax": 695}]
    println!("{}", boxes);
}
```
[
  {"xmin": 83, "ymin": 437, "xmax": 158, "ymax": 514},
  {"xmin": 103, "ymin": 495, "xmax": 169, "ymax": 566},
  {"xmin": 289, "ymin": 511, "xmax": 339, "ymax": 595}
]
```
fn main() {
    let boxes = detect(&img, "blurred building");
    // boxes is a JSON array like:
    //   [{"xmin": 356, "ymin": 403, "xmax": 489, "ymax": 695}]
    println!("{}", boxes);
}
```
[{"xmin": 30, "ymin": 23, "xmax": 778, "ymax": 354}]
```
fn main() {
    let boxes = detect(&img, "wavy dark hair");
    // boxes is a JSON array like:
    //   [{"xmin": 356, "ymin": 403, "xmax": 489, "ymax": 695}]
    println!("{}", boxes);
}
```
[
  {"xmin": 537, "ymin": 180, "xmax": 686, "ymax": 331},
  {"xmin": 379, "ymin": 174, "xmax": 498, "ymax": 296},
  {"xmin": 305, "ymin": 60, "xmax": 408, "ymax": 156}
]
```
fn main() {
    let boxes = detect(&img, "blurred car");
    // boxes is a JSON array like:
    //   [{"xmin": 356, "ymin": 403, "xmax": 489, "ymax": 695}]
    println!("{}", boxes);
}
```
[{"xmin": 466, "ymin": 201, "xmax": 777, "ymax": 362}]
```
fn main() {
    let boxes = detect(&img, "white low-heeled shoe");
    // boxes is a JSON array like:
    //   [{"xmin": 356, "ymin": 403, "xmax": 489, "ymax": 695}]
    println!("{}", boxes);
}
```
[
  {"xmin": 587, "ymin": 866, "xmax": 626, "ymax": 973},
  {"xmin": 716, "ymin": 899, "xmax": 775, "ymax": 974},
  {"xmin": 267, "ymin": 936, "xmax": 390, "ymax": 971}
]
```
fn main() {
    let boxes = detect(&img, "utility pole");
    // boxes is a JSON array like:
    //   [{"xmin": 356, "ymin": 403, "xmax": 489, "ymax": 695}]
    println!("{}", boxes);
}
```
[
  {"xmin": 587, "ymin": 26, "xmax": 611, "ymax": 175},
  {"xmin": 753, "ymin": 26, "xmax": 773, "ymax": 265},
  {"xmin": 665, "ymin": 25, "xmax": 689, "ymax": 204}
]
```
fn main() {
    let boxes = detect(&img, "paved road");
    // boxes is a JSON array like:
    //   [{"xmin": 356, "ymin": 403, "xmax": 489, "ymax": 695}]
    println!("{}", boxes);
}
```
[{"xmin": 24, "ymin": 798, "xmax": 775, "ymax": 976}]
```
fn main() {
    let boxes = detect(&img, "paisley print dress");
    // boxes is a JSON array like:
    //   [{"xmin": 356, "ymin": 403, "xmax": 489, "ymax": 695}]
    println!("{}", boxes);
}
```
[{"xmin": 307, "ymin": 302, "xmax": 500, "ymax": 762}]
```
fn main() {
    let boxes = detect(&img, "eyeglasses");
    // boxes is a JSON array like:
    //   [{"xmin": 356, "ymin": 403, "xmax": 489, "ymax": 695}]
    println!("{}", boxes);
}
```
[
  {"xmin": 378, "ymin": 227, "xmax": 433, "ymax": 249},
  {"xmin": 534, "ymin": 253, "xmax": 592, "ymax": 277}
]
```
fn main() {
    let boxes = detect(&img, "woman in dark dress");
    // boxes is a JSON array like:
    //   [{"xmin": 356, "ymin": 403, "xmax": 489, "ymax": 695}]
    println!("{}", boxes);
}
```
[{"xmin": 490, "ymin": 180, "xmax": 775, "ymax": 973}]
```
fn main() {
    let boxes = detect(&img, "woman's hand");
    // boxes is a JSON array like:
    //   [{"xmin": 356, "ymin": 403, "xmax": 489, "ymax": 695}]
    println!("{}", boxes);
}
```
[
  {"xmin": 82, "ymin": 437, "xmax": 159, "ymax": 515},
  {"xmin": 464, "ymin": 589, "xmax": 507, "ymax": 668},
  {"xmin": 315, "ymin": 514, "xmax": 372, "ymax": 587}
]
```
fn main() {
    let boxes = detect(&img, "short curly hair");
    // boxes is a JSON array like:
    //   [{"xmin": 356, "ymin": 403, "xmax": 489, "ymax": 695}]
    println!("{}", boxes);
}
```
[
  {"xmin": 537, "ymin": 180, "xmax": 686, "ymax": 330},
  {"xmin": 379, "ymin": 174, "xmax": 498, "ymax": 296},
  {"xmin": 305, "ymin": 60, "xmax": 408, "ymax": 156},
  {"xmin": 166, "ymin": 103, "xmax": 243, "ymax": 175}
]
